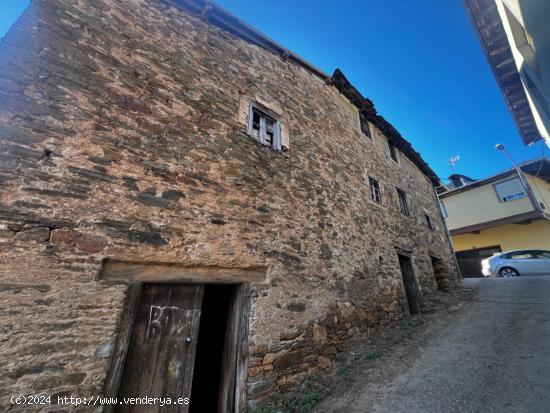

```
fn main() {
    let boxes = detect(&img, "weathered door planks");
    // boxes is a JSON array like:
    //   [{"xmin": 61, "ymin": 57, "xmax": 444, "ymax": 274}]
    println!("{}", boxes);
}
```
[
  {"xmin": 218, "ymin": 284, "xmax": 251, "ymax": 413},
  {"xmin": 116, "ymin": 284, "xmax": 204, "ymax": 413},
  {"xmin": 234, "ymin": 284, "xmax": 251, "ymax": 413},
  {"xmin": 218, "ymin": 286, "xmax": 239, "ymax": 413}
]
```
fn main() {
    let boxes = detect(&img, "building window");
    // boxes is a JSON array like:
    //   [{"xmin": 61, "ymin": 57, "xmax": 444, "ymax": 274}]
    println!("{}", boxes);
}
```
[
  {"xmin": 369, "ymin": 177, "xmax": 382, "ymax": 203},
  {"xmin": 388, "ymin": 141, "xmax": 399, "ymax": 163},
  {"xmin": 247, "ymin": 103, "xmax": 281, "ymax": 150},
  {"xmin": 396, "ymin": 187, "xmax": 410, "ymax": 216},
  {"xmin": 360, "ymin": 115, "xmax": 371, "ymax": 139},
  {"xmin": 425, "ymin": 214, "xmax": 434, "ymax": 230},
  {"xmin": 494, "ymin": 178, "xmax": 526, "ymax": 202}
]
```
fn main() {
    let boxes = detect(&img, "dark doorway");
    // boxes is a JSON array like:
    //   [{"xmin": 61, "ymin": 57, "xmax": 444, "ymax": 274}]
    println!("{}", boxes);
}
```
[
  {"xmin": 455, "ymin": 245, "xmax": 502, "ymax": 277},
  {"xmin": 112, "ymin": 282, "xmax": 250, "ymax": 413},
  {"xmin": 430, "ymin": 256, "xmax": 445, "ymax": 291},
  {"xmin": 398, "ymin": 254, "xmax": 422, "ymax": 314},
  {"xmin": 189, "ymin": 284, "xmax": 234, "ymax": 413}
]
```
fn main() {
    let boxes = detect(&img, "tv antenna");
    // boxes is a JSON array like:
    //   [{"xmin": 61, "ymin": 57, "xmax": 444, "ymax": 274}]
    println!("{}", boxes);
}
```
[{"xmin": 448, "ymin": 155, "xmax": 460, "ymax": 173}]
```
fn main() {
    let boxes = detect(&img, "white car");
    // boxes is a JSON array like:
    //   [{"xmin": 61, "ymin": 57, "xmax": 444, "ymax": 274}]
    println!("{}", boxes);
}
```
[{"xmin": 481, "ymin": 249, "xmax": 550, "ymax": 277}]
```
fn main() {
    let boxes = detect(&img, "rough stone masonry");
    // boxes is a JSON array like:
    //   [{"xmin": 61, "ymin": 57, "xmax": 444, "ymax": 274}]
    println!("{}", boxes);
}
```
[{"xmin": 0, "ymin": 0, "xmax": 460, "ymax": 409}]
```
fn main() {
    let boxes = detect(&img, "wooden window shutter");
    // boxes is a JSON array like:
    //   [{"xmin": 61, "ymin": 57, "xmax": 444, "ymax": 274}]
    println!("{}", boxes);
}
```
[
  {"xmin": 274, "ymin": 121, "xmax": 282, "ymax": 151},
  {"xmin": 247, "ymin": 103, "xmax": 254, "ymax": 137},
  {"xmin": 218, "ymin": 284, "xmax": 252, "ymax": 413},
  {"xmin": 280, "ymin": 123, "xmax": 289, "ymax": 149},
  {"xmin": 259, "ymin": 116, "xmax": 267, "ymax": 145}
]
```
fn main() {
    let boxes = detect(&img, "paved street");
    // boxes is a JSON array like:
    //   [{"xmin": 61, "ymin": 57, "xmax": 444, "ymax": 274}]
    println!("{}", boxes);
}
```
[{"xmin": 318, "ymin": 276, "xmax": 550, "ymax": 413}]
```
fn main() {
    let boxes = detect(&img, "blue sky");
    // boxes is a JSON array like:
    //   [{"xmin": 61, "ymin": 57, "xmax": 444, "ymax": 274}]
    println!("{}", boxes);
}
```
[
  {"xmin": 1, "ymin": 0, "xmax": 546, "ymax": 180},
  {"xmin": 0, "ymin": 1, "xmax": 28, "ymax": 38}
]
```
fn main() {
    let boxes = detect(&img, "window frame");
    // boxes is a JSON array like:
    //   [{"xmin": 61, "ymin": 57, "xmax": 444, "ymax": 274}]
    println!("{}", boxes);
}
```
[
  {"xmin": 360, "ymin": 114, "xmax": 372, "ymax": 139},
  {"xmin": 492, "ymin": 177, "xmax": 527, "ymax": 203},
  {"xmin": 247, "ymin": 102, "xmax": 282, "ymax": 151},
  {"xmin": 369, "ymin": 176, "xmax": 382, "ymax": 204},
  {"xmin": 396, "ymin": 187, "xmax": 410, "ymax": 217},
  {"xmin": 388, "ymin": 141, "xmax": 400, "ymax": 163},
  {"xmin": 425, "ymin": 214, "xmax": 434, "ymax": 230}
]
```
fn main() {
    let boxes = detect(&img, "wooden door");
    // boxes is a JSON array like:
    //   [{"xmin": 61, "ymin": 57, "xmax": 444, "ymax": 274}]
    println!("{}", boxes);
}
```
[
  {"xmin": 398, "ymin": 254, "xmax": 422, "ymax": 314},
  {"xmin": 218, "ymin": 284, "xmax": 251, "ymax": 413},
  {"xmin": 116, "ymin": 284, "xmax": 204, "ymax": 413}
]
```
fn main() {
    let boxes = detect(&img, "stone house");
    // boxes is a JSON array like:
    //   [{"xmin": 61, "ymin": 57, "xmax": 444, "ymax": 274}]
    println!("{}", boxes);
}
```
[{"xmin": 0, "ymin": 0, "xmax": 459, "ymax": 411}]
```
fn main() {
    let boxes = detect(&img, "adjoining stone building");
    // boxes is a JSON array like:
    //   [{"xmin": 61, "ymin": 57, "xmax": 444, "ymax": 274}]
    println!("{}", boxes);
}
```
[{"xmin": 0, "ymin": 0, "xmax": 459, "ymax": 411}]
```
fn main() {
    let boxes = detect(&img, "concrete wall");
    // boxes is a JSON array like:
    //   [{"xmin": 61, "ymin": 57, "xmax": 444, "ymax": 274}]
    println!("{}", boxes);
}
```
[
  {"xmin": 441, "ymin": 175, "xmax": 534, "ymax": 230},
  {"xmin": 528, "ymin": 174, "xmax": 550, "ymax": 209},
  {"xmin": 452, "ymin": 218, "xmax": 550, "ymax": 251},
  {"xmin": 0, "ymin": 0, "xmax": 458, "ymax": 408},
  {"xmin": 441, "ymin": 172, "xmax": 549, "ymax": 232},
  {"xmin": 498, "ymin": 0, "xmax": 550, "ymax": 144}
]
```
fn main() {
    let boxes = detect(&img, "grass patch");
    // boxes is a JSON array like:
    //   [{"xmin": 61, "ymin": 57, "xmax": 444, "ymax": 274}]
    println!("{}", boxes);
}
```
[
  {"xmin": 364, "ymin": 350, "xmax": 379, "ymax": 360},
  {"xmin": 339, "ymin": 365, "xmax": 352, "ymax": 381},
  {"xmin": 399, "ymin": 318, "xmax": 419, "ymax": 330},
  {"xmin": 249, "ymin": 375, "xmax": 323, "ymax": 413}
]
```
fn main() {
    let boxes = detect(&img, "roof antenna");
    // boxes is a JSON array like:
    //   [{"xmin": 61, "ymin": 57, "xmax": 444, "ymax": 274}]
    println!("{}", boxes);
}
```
[{"xmin": 448, "ymin": 155, "xmax": 460, "ymax": 174}]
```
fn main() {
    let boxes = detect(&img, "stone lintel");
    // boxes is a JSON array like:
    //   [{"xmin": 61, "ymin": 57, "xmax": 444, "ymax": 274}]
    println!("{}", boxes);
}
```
[{"xmin": 98, "ymin": 259, "xmax": 267, "ymax": 284}]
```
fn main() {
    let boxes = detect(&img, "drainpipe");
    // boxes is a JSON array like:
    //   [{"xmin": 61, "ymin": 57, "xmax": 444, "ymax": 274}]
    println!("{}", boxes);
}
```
[
  {"xmin": 495, "ymin": 144, "xmax": 543, "ymax": 213},
  {"xmin": 433, "ymin": 186, "xmax": 463, "ymax": 281}
]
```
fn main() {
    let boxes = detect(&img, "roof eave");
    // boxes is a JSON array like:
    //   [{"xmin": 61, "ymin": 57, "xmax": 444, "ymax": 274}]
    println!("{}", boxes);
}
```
[
  {"xmin": 439, "ymin": 158, "xmax": 550, "ymax": 197},
  {"xmin": 463, "ymin": 0, "xmax": 542, "ymax": 146},
  {"xmin": 163, "ymin": 0, "xmax": 331, "ymax": 82},
  {"xmin": 331, "ymin": 70, "xmax": 440, "ymax": 186},
  {"xmin": 162, "ymin": 0, "xmax": 441, "ymax": 186}
]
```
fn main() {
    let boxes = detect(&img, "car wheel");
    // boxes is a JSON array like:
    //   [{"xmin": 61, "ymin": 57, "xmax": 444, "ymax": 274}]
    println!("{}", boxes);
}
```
[{"xmin": 499, "ymin": 267, "xmax": 519, "ymax": 277}]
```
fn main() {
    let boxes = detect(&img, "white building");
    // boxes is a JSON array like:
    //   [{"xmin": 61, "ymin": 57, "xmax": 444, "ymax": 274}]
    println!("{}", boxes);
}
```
[{"xmin": 465, "ymin": 0, "xmax": 550, "ymax": 148}]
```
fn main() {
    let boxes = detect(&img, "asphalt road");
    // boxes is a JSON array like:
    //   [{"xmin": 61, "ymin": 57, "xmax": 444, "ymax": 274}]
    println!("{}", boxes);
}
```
[{"xmin": 318, "ymin": 275, "xmax": 550, "ymax": 413}]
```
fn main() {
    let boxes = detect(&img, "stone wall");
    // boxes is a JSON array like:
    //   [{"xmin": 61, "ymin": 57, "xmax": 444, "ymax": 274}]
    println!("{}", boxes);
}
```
[{"xmin": 0, "ymin": 0, "xmax": 459, "ymax": 408}]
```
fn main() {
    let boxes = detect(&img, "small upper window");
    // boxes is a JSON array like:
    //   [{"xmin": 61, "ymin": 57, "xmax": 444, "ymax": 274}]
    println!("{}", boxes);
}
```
[
  {"xmin": 396, "ymin": 187, "xmax": 410, "ymax": 216},
  {"xmin": 247, "ymin": 103, "xmax": 281, "ymax": 151},
  {"xmin": 360, "ymin": 115, "xmax": 371, "ymax": 139},
  {"xmin": 494, "ymin": 178, "xmax": 526, "ymax": 202},
  {"xmin": 388, "ymin": 141, "xmax": 399, "ymax": 163},
  {"xmin": 425, "ymin": 214, "xmax": 434, "ymax": 230},
  {"xmin": 369, "ymin": 177, "xmax": 382, "ymax": 203}
]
